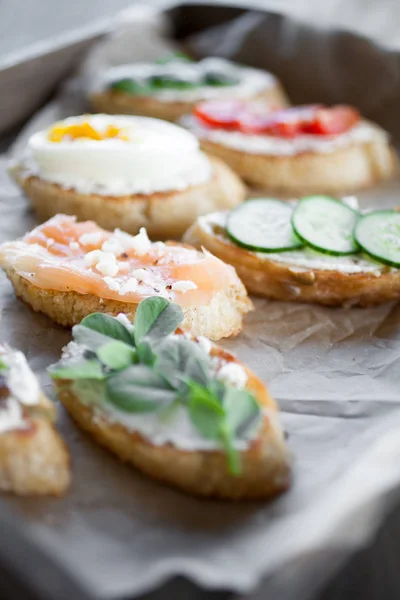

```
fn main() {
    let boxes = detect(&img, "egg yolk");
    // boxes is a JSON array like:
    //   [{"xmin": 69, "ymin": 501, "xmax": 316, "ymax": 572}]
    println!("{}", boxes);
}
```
[{"xmin": 48, "ymin": 121, "xmax": 129, "ymax": 142}]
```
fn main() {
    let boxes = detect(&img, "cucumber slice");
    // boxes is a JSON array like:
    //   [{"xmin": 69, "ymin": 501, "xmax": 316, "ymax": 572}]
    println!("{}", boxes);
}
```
[
  {"xmin": 355, "ymin": 210, "xmax": 400, "ymax": 268},
  {"xmin": 292, "ymin": 195, "xmax": 359, "ymax": 255},
  {"xmin": 226, "ymin": 198, "xmax": 302, "ymax": 253}
]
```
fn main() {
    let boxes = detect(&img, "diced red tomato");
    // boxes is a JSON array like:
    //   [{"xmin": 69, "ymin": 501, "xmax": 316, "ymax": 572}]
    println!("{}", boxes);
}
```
[{"xmin": 193, "ymin": 101, "xmax": 360, "ymax": 137}]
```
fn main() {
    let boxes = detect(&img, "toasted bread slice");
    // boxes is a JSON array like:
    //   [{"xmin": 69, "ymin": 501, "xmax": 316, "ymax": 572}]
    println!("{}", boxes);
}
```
[
  {"xmin": 2, "ymin": 266, "xmax": 252, "ymax": 341},
  {"xmin": 197, "ymin": 135, "xmax": 398, "ymax": 195},
  {"xmin": 89, "ymin": 85, "xmax": 288, "ymax": 123},
  {"xmin": 184, "ymin": 213, "xmax": 400, "ymax": 307},
  {"xmin": 9, "ymin": 155, "xmax": 246, "ymax": 240},
  {"xmin": 54, "ymin": 343, "xmax": 290, "ymax": 500},
  {"xmin": 0, "ymin": 346, "xmax": 70, "ymax": 496}
]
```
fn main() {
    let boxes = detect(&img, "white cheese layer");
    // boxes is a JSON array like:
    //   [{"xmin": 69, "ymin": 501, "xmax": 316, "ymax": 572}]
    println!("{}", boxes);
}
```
[
  {"xmin": 199, "ymin": 211, "xmax": 386, "ymax": 275},
  {"xmin": 0, "ymin": 346, "xmax": 40, "ymax": 433},
  {"xmin": 182, "ymin": 115, "xmax": 388, "ymax": 156},
  {"xmin": 24, "ymin": 114, "xmax": 212, "ymax": 196},
  {"xmin": 96, "ymin": 57, "xmax": 277, "ymax": 103}
]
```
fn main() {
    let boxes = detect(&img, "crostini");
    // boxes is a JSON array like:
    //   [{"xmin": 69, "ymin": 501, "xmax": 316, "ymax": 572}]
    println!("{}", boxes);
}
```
[
  {"xmin": 10, "ymin": 114, "xmax": 246, "ymax": 240},
  {"xmin": 184, "ymin": 196, "xmax": 400, "ymax": 307},
  {"xmin": 50, "ymin": 297, "xmax": 291, "ymax": 499},
  {"xmin": 0, "ymin": 214, "xmax": 252, "ymax": 340},
  {"xmin": 0, "ymin": 344, "xmax": 70, "ymax": 495},
  {"xmin": 89, "ymin": 56, "xmax": 288, "ymax": 122},
  {"xmin": 181, "ymin": 102, "xmax": 397, "ymax": 195}
]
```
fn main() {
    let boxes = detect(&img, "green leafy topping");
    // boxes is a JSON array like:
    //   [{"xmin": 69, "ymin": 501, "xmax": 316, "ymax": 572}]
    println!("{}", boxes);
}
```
[
  {"xmin": 50, "ymin": 298, "xmax": 262, "ymax": 475},
  {"xmin": 133, "ymin": 297, "xmax": 184, "ymax": 344},
  {"xmin": 50, "ymin": 360, "xmax": 105, "ymax": 381},
  {"xmin": 80, "ymin": 313, "xmax": 133, "ymax": 345},
  {"xmin": 202, "ymin": 72, "xmax": 239, "ymax": 87},
  {"xmin": 106, "ymin": 365, "xmax": 176, "ymax": 413},
  {"xmin": 155, "ymin": 51, "xmax": 193, "ymax": 64},
  {"xmin": 149, "ymin": 74, "xmax": 198, "ymax": 90},
  {"xmin": 136, "ymin": 341, "xmax": 156, "ymax": 367},
  {"xmin": 109, "ymin": 78, "xmax": 153, "ymax": 95},
  {"xmin": 0, "ymin": 358, "xmax": 7, "ymax": 372},
  {"xmin": 97, "ymin": 341, "xmax": 136, "ymax": 371}
]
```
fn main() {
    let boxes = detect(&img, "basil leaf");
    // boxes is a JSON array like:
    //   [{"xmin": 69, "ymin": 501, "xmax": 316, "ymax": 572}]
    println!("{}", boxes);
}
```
[
  {"xmin": 97, "ymin": 341, "xmax": 136, "ymax": 371},
  {"xmin": 50, "ymin": 360, "xmax": 105, "ymax": 380},
  {"xmin": 187, "ymin": 380, "xmax": 224, "ymax": 440},
  {"xmin": 79, "ymin": 313, "xmax": 133, "ymax": 345},
  {"xmin": 136, "ymin": 341, "xmax": 156, "ymax": 367},
  {"xmin": 223, "ymin": 388, "xmax": 261, "ymax": 437},
  {"xmin": 134, "ymin": 297, "xmax": 183, "ymax": 344},
  {"xmin": 220, "ymin": 422, "xmax": 241, "ymax": 476},
  {"xmin": 106, "ymin": 364, "xmax": 176, "ymax": 413},
  {"xmin": 72, "ymin": 379, "xmax": 106, "ymax": 405}
]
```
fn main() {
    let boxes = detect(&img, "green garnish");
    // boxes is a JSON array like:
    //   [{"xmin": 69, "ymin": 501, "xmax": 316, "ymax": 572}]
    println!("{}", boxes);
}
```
[
  {"xmin": 0, "ymin": 358, "xmax": 7, "ymax": 372},
  {"xmin": 50, "ymin": 298, "xmax": 261, "ymax": 475},
  {"xmin": 202, "ymin": 72, "xmax": 239, "ymax": 87},
  {"xmin": 109, "ymin": 78, "xmax": 153, "ymax": 96}
]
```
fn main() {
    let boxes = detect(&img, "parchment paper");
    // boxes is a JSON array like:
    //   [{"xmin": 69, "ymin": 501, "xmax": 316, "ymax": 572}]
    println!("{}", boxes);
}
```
[{"xmin": 4, "ymin": 5, "xmax": 400, "ymax": 600}]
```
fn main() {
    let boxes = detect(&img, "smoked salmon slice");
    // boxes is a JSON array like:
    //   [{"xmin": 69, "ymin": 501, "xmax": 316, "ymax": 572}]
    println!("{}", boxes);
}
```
[{"xmin": 0, "ymin": 214, "xmax": 243, "ymax": 308}]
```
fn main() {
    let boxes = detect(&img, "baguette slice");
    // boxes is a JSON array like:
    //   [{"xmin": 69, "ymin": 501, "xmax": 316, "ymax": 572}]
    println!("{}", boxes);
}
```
[
  {"xmin": 0, "ymin": 345, "xmax": 70, "ymax": 496},
  {"xmin": 53, "ymin": 328, "xmax": 290, "ymax": 500},
  {"xmin": 184, "ymin": 212, "xmax": 400, "ymax": 307},
  {"xmin": 0, "ymin": 215, "xmax": 252, "ymax": 340},
  {"xmin": 89, "ymin": 84, "xmax": 289, "ymax": 123},
  {"xmin": 10, "ymin": 155, "xmax": 246, "ymax": 241}
]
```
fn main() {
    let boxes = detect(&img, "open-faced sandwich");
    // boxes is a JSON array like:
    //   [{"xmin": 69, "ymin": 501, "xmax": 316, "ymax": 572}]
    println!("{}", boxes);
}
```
[
  {"xmin": 0, "ymin": 344, "xmax": 70, "ymax": 495},
  {"xmin": 9, "ymin": 114, "xmax": 245, "ymax": 240},
  {"xmin": 89, "ymin": 54, "xmax": 288, "ymax": 122},
  {"xmin": 184, "ymin": 196, "xmax": 400, "ymax": 307},
  {"xmin": 0, "ymin": 214, "xmax": 252, "ymax": 340},
  {"xmin": 50, "ymin": 297, "xmax": 291, "ymax": 499},
  {"xmin": 181, "ymin": 102, "xmax": 397, "ymax": 194}
]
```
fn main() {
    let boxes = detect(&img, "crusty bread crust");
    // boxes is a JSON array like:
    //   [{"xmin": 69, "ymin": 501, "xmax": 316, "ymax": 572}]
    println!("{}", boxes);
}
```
[
  {"xmin": 0, "ymin": 393, "xmax": 71, "ymax": 496},
  {"xmin": 10, "ymin": 156, "xmax": 246, "ymax": 240},
  {"xmin": 2, "ymin": 266, "xmax": 252, "ymax": 341},
  {"xmin": 197, "ymin": 137, "xmax": 398, "ymax": 195},
  {"xmin": 184, "ymin": 219, "xmax": 400, "ymax": 307},
  {"xmin": 55, "ymin": 346, "xmax": 291, "ymax": 500},
  {"xmin": 89, "ymin": 85, "xmax": 289, "ymax": 122}
]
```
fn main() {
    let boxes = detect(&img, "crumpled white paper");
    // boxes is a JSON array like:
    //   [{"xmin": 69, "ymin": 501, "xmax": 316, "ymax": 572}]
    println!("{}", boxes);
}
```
[{"xmin": 3, "ymin": 5, "xmax": 400, "ymax": 600}]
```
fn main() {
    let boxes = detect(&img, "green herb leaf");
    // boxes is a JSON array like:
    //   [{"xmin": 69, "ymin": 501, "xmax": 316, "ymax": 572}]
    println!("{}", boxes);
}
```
[
  {"xmin": 50, "ymin": 360, "xmax": 105, "ymax": 381},
  {"xmin": 149, "ymin": 74, "xmax": 199, "ymax": 90},
  {"xmin": 109, "ymin": 78, "xmax": 152, "ymax": 95},
  {"xmin": 97, "ymin": 341, "xmax": 136, "ymax": 371},
  {"xmin": 106, "ymin": 364, "xmax": 176, "ymax": 413},
  {"xmin": 136, "ymin": 341, "xmax": 156, "ymax": 367},
  {"xmin": 187, "ymin": 380, "xmax": 224, "ymax": 440},
  {"xmin": 219, "ymin": 421, "xmax": 241, "ymax": 476},
  {"xmin": 134, "ymin": 297, "xmax": 184, "ymax": 344},
  {"xmin": 156, "ymin": 337, "xmax": 210, "ymax": 390},
  {"xmin": 223, "ymin": 388, "xmax": 261, "ymax": 437},
  {"xmin": 80, "ymin": 313, "xmax": 134, "ymax": 345},
  {"xmin": 202, "ymin": 72, "xmax": 239, "ymax": 87},
  {"xmin": 0, "ymin": 358, "xmax": 7, "ymax": 371}
]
